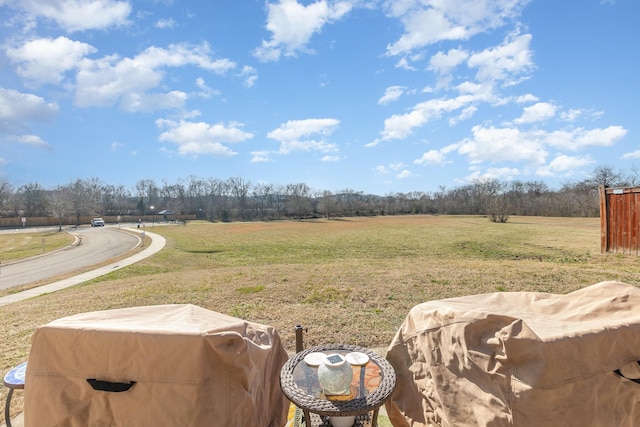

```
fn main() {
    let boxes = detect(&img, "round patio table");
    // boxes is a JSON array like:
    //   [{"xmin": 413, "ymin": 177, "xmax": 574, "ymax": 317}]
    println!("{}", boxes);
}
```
[
  {"xmin": 3, "ymin": 362, "xmax": 27, "ymax": 427},
  {"xmin": 280, "ymin": 344, "xmax": 396, "ymax": 427}
]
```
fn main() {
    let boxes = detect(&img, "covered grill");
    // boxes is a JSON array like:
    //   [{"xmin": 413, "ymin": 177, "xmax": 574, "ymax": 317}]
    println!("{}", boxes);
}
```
[
  {"xmin": 24, "ymin": 304, "xmax": 289, "ymax": 427},
  {"xmin": 385, "ymin": 281, "xmax": 640, "ymax": 426}
]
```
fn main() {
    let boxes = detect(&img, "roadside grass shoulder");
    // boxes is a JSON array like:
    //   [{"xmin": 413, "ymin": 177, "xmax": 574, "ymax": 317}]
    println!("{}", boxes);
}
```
[{"xmin": 0, "ymin": 231, "xmax": 75, "ymax": 262}]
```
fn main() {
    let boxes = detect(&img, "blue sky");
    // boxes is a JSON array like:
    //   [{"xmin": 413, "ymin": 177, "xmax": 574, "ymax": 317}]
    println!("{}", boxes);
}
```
[{"xmin": 0, "ymin": 0, "xmax": 638, "ymax": 195}]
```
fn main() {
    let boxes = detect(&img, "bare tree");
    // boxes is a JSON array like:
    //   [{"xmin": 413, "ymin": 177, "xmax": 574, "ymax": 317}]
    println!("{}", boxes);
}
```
[
  {"xmin": 103, "ymin": 184, "xmax": 133, "ymax": 217},
  {"xmin": 318, "ymin": 190, "xmax": 335, "ymax": 219},
  {"xmin": 206, "ymin": 178, "xmax": 230, "ymax": 221},
  {"xmin": 135, "ymin": 179, "xmax": 159, "ymax": 215},
  {"xmin": 586, "ymin": 165, "xmax": 627, "ymax": 188},
  {"xmin": 336, "ymin": 188, "xmax": 362, "ymax": 216},
  {"xmin": 228, "ymin": 177, "xmax": 251, "ymax": 220},
  {"xmin": 19, "ymin": 182, "xmax": 49, "ymax": 217},
  {"xmin": 628, "ymin": 163, "xmax": 640, "ymax": 187},
  {"xmin": 0, "ymin": 180, "xmax": 13, "ymax": 216},
  {"xmin": 487, "ymin": 195, "xmax": 510, "ymax": 223},
  {"xmin": 160, "ymin": 179, "xmax": 186, "ymax": 215},
  {"xmin": 186, "ymin": 175, "xmax": 207, "ymax": 216},
  {"xmin": 63, "ymin": 179, "xmax": 92, "ymax": 226},
  {"xmin": 252, "ymin": 182, "xmax": 275, "ymax": 220},
  {"xmin": 49, "ymin": 186, "xmax": 72, "ymax": 231},
  {"xmin": 285, "ymin": 183, "xmax": 311, "ymax": 219}
]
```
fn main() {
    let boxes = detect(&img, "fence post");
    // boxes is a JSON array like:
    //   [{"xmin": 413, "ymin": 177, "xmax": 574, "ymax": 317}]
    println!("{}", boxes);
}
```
[{"xmin": 599, "ymin": 185, "xmax": 608, "ymax": 254}]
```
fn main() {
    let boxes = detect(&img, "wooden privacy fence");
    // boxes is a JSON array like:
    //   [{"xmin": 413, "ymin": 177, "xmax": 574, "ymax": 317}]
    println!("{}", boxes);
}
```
[
  {"xmin": 0, "ymin": 214, "xmax": 196, "ymax": 229},
  {"xmin": 599, "ymin": 185, "xmax": 640, "ymax": 255}
]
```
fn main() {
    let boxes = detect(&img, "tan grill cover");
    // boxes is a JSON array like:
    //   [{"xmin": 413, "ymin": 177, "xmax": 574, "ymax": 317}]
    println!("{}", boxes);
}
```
[
  {"xmin": 24, "ymin": 304, "xmax": 289, "ymax": 427},
  {"xmin": 385, "ymin": 281, "xmax": 640, "ymax": 427}
]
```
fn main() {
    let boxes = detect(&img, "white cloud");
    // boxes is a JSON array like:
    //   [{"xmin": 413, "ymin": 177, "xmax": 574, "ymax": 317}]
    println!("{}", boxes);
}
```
[
  {"xmin": 371, "ymin": 79, "xmax": 505, "ymax": 146},
  {"xmin": 385, "ymin": 0, "xmax": 530, "ymax": 56},
  {"xmin": 17, "ymin": 0, "xmax": 131, "ymax": 32},
  {"xmin": 515, "ymin": 93, "xmax": 538, "ymax": 103},
  {"xmin": 455, "ymin": 81, "xmax": 499, "ymax": 105},
  {"xmin": 194, "ymin": 77, "xmax": 220, "ymax": 99},
  {"xmin": 238, "ymin": 66, "xmax": 258, "ymax": 88},
  {"xmin": 543, "ymin": 125, "xmax": 627, "ymax": 151},
  {"xmin": 457, "ymin": 125, "xmax": 548, "ymax": 165},
  {"xmin": 156, "ymin": 119, "xmax": 253, "ymax": 157},
  {"xmin": 414, "ymin": 149, "xmax": 446, "ymax": 165},
  {"xmin": 7, "ymin": 36, "xmax": 97, "ymax": 85},
  {"xmin": 427, "ymin": 51, "xmax": 476, "ymax": 88},
  {"xmin": 622, "ymin": 149, "xmax": 640, "ymax": 160},
  {"xmin": 514, "ymin": 102, "xmax": 557, "ymax": 124},
  {"xmin": 487, "ymin": 166, "xmax": 520, "ymax": 179},
  {"xmin": 74, "ymin": 43, "xmax": 236, "ymax": 109},
  {"xmin": 321, "ymin": 155, "xmax": 340, "ymax": 162},
  {"xmin": 466, "ymin": 166, "xmax": 520, "ymax": 182},
  {"xmin": 450, "ymin": 124, "xmax": 627, "ymax": 179},
  {"xmin": 155, "ymin": 18, "xmax": 176, "ymax": 29},
  {"xmin": 12, "ymin": 134, "xmax": 51, "ymax": 148},
  {"xmin": 131, "ymin": 43, "xmax": 235, "ymax": 73},
  {"xmin": 376, "ymin": 165, "xmax": 389, "ymax": 174},
  {"xmin": 372, "ymin": 30, "xmax": 536, "ymax": 146},
  {"xmin": 268, "ymin": 118, "xmax": 339, "ymax": 140},
  {"xmin": 467, "ymin": 31, "xmax": 533, "ymax": 83},
  {"xmin": 587, "ymin": 126, "xmax": 629, "ymax": 145},
  {"xmin": 7, "ymin": 37, "xmax": 238, "ymax": 111},
  {"xmin": 449, "ymin": 105, "xmax": 478, "ymax": 125},
  {"xmin": 376, "ymin": 162, "xmax": 408, "ymax": 175},
  {"xmin": 414, "ymin": 143, "xmax": 460, "ymax": 165},
  {"xmin": 395, "ymin": 57, "xmax": 416, "ymax": 71},
  {"xmin": 277, "ymin": 138, "xmax": 338, "ymax": 154},
  {"xmin": 536, "ymin": 154, "xmax": 594, "ymax": 176},
  {"xmin": 378, "ymin": 86, "xmax": 405, "ymax": 105},
  {"xmin": 120, "ymin": 91, "xmax": 188, "ymax": 112},
  {"xmin": 267, "ymin": 118, "xmax": 340, "ymax": 155},
  {"xmin": 560, "ymin": 108, "xmax": 583, "ymax": 122},
  {"xmin": 385, "ymin": 6, "xmax": 467, "ymax": 56},
  {"xmin": 254, "ymin": 0, "xmax": 352, "ymax": 62},
  {"xmin": 397, "ymin": 169, "xmax": 413, "ymax": 179},
  {"xmin": 250, "ymin": 150, "xmax": 272, "ymax": 163},
  {"xmin": 0, "ymin": 88, "xmax": 58, "ymax": 145},
  {"xmin": 428, "ymin": 48, "xmax": 469, "ymax": 75},
  {"xmin": 373, "ymin": 93, "xmax": 479, "ymax": 143}
]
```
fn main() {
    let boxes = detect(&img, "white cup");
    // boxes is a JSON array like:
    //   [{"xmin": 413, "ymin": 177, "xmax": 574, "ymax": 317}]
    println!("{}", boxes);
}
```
[{"xmin": 329, "ymin": 415, "xmax": 356, "ymax": 427}]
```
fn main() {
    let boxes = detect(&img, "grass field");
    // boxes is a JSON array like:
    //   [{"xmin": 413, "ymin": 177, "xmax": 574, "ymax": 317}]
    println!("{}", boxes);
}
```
[
  {"xmin": 1, "ymin": 215, "xmax": 638, "ymax": 420},
  {"xmin": 0, "ymin": 230, "xmax": 75, "ymax": 262}
]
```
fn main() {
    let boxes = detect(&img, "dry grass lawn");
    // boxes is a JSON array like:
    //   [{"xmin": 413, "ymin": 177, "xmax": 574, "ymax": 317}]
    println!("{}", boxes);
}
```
[
  {"xmin": 1, "ymin": 215, "xmax": 638, "ymax": 419},
  {"xmin": 0, "ymin": 230, "xmax": 75, "ymax": 262}
]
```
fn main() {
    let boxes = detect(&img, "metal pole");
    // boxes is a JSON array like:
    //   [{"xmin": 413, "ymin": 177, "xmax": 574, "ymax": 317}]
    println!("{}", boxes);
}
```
[{"xmin": 5, "ymin": 388, "xmax": 14, "ymax": 427}]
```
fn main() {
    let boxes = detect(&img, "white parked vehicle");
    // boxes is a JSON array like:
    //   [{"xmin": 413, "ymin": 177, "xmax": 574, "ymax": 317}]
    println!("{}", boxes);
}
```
[{"xmin": 91, "ymin": 218, "xmax": 105, "ymax": 227}]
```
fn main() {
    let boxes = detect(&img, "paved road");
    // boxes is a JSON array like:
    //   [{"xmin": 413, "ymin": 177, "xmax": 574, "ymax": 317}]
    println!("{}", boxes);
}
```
[{"xmin": 0, "ymin": 226, "xmax": 140, "ymax": 291}]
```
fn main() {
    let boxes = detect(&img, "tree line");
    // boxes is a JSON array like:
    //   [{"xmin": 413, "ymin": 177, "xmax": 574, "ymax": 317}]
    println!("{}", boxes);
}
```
[{"xmin": 0, "ymin": 165, "xmax": 636, "ymax": 226}]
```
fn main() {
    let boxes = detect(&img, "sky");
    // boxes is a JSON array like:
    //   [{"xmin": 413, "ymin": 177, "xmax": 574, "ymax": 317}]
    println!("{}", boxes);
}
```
[{"xmin": 0, "ymin": 0, "xmax": 638, "ymax": 195}]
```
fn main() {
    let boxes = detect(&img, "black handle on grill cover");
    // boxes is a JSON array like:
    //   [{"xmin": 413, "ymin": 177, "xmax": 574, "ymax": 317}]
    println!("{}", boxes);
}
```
[
  {"xmin": 87, "ymin": 378, "xmax": 136, "ymax": 392},
  {"xmin": 614, "ymin": 361, "xmax": 640, "ymax": 384}
]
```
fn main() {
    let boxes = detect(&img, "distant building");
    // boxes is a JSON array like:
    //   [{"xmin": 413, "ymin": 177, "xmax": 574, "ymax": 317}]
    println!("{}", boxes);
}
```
[{"xmin": 157, "ymin": 209, "xmax": 175, "ymax": 222}]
